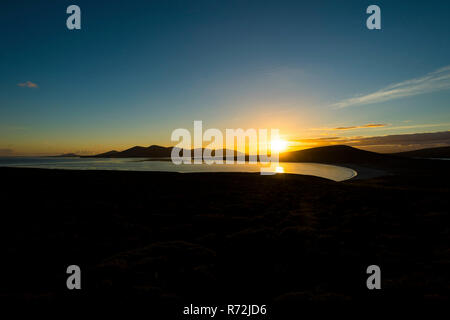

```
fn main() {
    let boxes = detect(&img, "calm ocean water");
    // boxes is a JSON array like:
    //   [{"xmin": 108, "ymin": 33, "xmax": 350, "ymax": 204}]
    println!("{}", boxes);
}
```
[{"xmin": 0, "ymin": 157, "xmax": 357, "ymax": 182}]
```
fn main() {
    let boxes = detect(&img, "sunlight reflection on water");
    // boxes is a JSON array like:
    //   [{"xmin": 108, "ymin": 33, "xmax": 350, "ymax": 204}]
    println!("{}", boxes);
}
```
[{"xmin": 0, "ymin": 157, "xmax": 357, "ymax": 182}]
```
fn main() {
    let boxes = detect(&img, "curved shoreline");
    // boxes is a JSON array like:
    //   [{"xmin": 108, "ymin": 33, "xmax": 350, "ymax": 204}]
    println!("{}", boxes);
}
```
[
  {"xmin": 0, "ymin": 161, "xmax": 358, "ymax": 182},
  {"xmin": 0, "ymin": 156, "xmax": 393, "ymax": 182}
]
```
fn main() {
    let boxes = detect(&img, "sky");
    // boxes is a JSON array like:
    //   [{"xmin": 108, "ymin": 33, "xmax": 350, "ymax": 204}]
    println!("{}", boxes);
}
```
[{"xmin": 1, "ymin": 0, "xmax": 450, "ymax": 155}]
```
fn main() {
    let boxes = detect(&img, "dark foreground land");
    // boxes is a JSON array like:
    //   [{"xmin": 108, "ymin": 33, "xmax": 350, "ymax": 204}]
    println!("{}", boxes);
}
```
[{"xmin": 0, "ymin": 165, "xmax": 449, "ymax": 314}]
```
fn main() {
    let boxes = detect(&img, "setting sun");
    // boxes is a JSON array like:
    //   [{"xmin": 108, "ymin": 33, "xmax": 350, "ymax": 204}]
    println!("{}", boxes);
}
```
[{"xmin": 271, "ymin": 139, "xmax": 288, "ymax": 153}]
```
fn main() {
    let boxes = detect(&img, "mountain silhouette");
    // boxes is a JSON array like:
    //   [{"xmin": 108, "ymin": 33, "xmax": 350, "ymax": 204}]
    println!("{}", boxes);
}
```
[
  {"xmin": 280, "ymin": 145, "xmax": 397, "ymax": 164},
  {"xmin": 81, "ymin": 144, "xmax": 432, "ymax": 167},
  {"xmin": 93, "ymin": 150, "xmax": 120, "ymax": 157},
  {"xmin": 392, "ymin": 146, "xmax": 450, "ymax": 159},
  {"xmin": 84, "ymin": 146, "xmax": 245, "ymax": 158},
  {"xmin": 53, "ymin": 153, "xmax": 80, "ymax": 157},
  {"xmin": 83, "ymin": 145, "xmax": 172, "ymax": 158}
]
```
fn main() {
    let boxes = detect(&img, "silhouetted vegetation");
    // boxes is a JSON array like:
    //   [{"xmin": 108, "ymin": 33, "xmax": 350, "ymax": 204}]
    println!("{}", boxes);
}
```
[{"xmin": 0, "ymin": 163, "xmax": 449, "ymax": 313}]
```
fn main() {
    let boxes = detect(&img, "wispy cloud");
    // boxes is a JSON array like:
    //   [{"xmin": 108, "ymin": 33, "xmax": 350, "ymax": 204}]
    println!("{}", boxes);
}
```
[
  {"xmin": 310, "ymin": 122, "xmax": 450, "ymax": 133},
  {"xmin": 17, "ymin": 81, "xmax": 38, "ymax": 88},
  {"xmin": 309, "ymin": 123, "xmax": 388, "ymax": 131},
  {"xmin": 331, "ymin": 65, "xmax": 450, "ymax": 108},
  {"xmin": 293, "ymin": 130, "xmax": 450, "ymax": 153},
  {"xmin": 333, "ymin": 123, "xmax": 386, "ymax": 130}
]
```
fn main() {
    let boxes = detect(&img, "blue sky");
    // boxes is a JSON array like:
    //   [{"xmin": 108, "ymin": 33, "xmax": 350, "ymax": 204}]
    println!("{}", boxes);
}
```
[{"xmin": 1, "ymin": 0, "xmax": 450, "ymax": 154}]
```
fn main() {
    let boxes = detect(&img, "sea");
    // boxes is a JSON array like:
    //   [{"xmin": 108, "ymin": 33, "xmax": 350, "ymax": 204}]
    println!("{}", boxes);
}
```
[{"xmin": 0, "ymin": 157, "xmax": 357, "ymax": 182}]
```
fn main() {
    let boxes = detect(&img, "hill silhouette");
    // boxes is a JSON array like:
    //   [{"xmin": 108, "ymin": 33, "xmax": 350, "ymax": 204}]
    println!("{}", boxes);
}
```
[
  {"xmin": 392, "ymin": 146, "xmax": 450, "ymax": 159},
  {"xmin": 81, "ymin": 144, "xmax": 445, "ymax": 170},
  {"xmin": 280, "ymin": 145, "xmax": 397, "ymax": 164},
  {"xmin": 53, "ymin": 153, "xmax": 80, "ymax": 157},
  {"xmin": 84, "ymin": 145, "xmax": 245, "ymax": 159},
  {"xmin": 93, "ymin": 150, "xmax": 120, "ymax": 157},
  {"xmin": 83, "ymin": 145, "xmax": 172, "ymax": 158}
]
